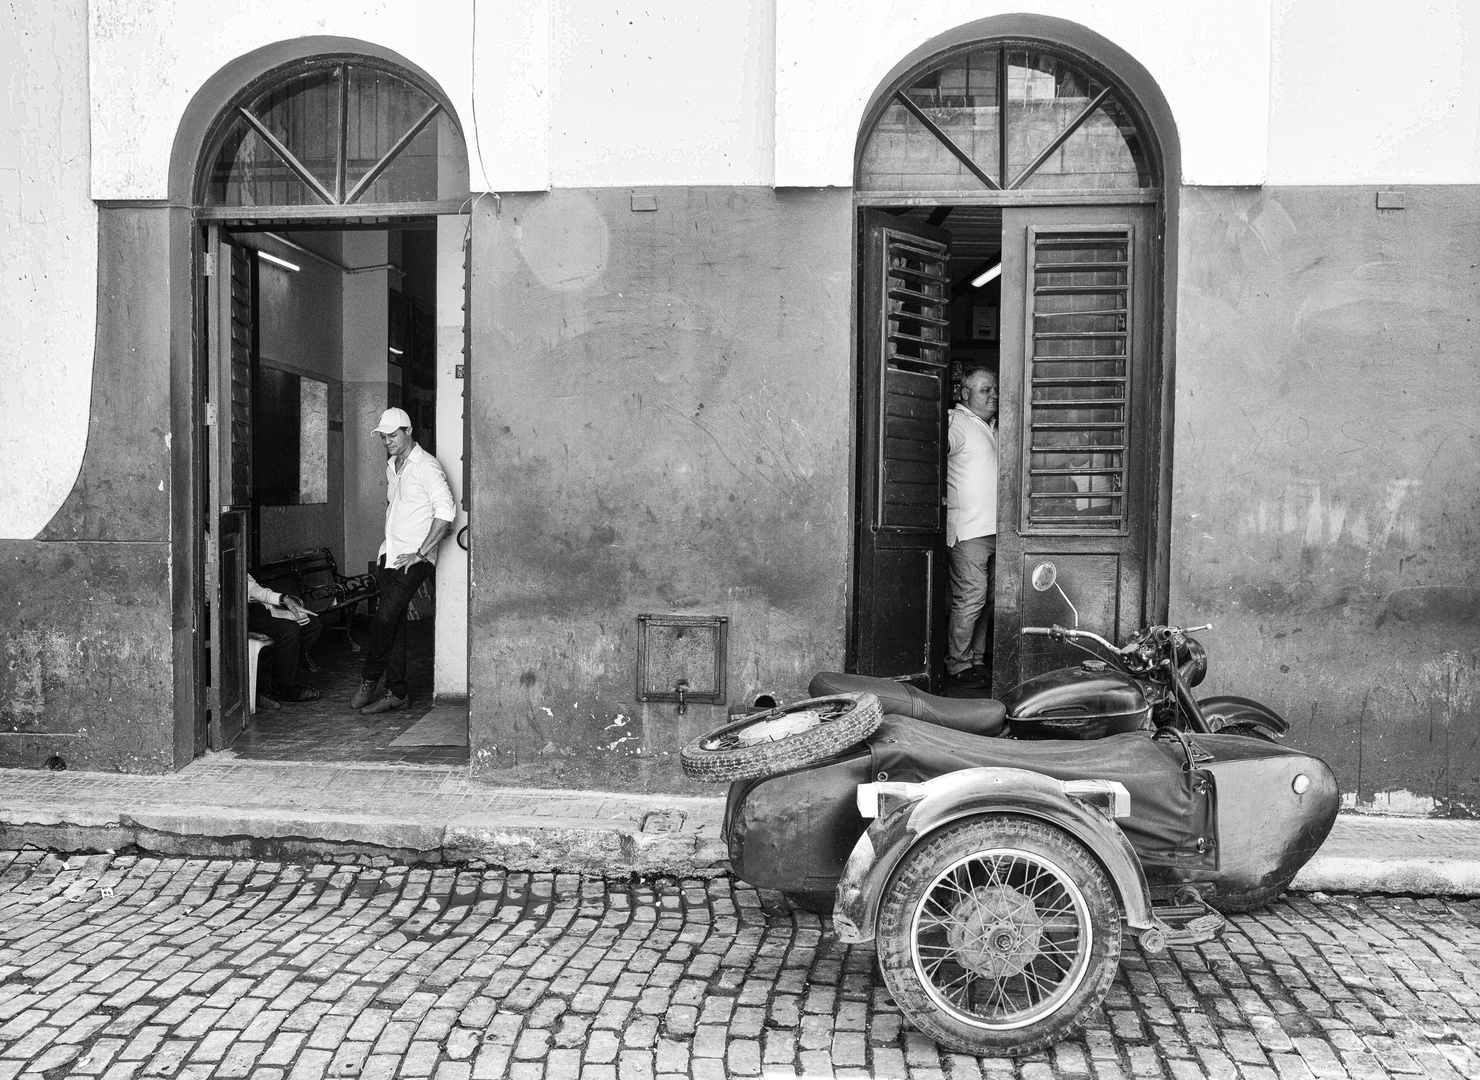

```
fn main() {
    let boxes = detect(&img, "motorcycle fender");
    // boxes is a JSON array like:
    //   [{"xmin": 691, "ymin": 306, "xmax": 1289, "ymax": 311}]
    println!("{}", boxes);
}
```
[
  {"xmin": 832, "ymin": 767, "xmax": 1156, "ymax": 945},
  {"xmin": 1198, "ymin": 695, "xmax": 1290, "ymax": 738}
]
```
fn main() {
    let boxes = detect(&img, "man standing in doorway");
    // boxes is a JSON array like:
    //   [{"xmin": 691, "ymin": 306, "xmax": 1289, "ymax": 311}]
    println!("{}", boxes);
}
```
[
  {"xmin": 351, "ymin": 407, "xmax": 456, "ymax": 715},
  {"xmin": 944, "ymin": 367, "xmax": 999, "ymax": 691}
]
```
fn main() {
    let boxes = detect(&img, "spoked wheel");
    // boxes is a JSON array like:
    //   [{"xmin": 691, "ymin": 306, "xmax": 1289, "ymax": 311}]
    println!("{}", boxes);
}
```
[
  {"xmin": 876, "ymin": 816, "xmax": 1121, "ymax": 1057},
  {"xmin": 679, "ymin": 693, "xmax": 882, "ymax": 782}
]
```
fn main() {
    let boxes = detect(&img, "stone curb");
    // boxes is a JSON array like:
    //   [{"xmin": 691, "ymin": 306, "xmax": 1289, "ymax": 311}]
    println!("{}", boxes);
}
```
[
  {"xmin": 0, "ymin": 805, "xmax": 731, "ymax": 878},
  {"xmin": 1293, "ymin": 855, "xmax": 1480, "ymax": 896},
  {"xmin": 2, "ymin": 793, "xmax": 1476, "ymax": 895}
]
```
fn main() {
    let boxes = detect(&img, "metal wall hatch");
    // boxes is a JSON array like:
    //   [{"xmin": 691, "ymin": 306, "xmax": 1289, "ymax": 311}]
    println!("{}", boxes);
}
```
[{"xmin": 636, "ymin": 614, "xmax": 728, "ymax": 710}]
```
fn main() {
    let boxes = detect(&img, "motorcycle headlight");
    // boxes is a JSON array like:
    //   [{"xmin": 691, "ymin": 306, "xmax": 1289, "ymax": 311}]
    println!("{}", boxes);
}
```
[{"xmin": 1177, "ymin": 637, "xmax": 1208, "ymax": 687}]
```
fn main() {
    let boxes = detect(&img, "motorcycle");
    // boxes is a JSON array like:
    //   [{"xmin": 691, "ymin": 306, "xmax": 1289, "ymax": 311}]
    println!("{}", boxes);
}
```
[{"xmin": 680, "ymin": 562, "xmax": 1339, "ymax": 1056}]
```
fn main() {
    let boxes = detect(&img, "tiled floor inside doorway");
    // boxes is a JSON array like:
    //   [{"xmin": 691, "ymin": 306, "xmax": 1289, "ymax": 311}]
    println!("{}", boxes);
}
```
[{"xmin": 229, "ymin": 617, "xmax": 468, "ymax": 766}]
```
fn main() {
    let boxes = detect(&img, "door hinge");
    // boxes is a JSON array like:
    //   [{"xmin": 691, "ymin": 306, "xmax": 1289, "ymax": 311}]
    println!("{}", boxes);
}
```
[
  {"xmin": 202, "ymin": 251, "xmax": 217, "ymax": 277},
  {"xmin": 204, "ymin": 402, "xmax": 217, "ymax": 426}
]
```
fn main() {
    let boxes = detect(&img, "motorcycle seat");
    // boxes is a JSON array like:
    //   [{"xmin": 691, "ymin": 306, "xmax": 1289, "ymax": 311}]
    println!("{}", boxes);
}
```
[{"xmin": 808, "ymin": 671, "xmax": 1006, "ymax": 738}]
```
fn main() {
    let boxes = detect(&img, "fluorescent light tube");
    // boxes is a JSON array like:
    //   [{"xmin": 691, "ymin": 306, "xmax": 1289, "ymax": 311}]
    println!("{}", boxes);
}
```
[
  {"xmin": 388, "ymin": 347, "xmax": 404, "ymax": 356},
  {"xmin": 257, "ymin": 250, "xmax": 300, "ymax": 272},
  {"xmin": 972, "ymin": 262, "xmax": 1002, "ymax": 287}
]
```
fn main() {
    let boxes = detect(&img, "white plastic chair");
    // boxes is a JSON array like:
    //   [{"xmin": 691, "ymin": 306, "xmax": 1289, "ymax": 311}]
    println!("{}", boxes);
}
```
[{"xmin": 247, "ymin": 632, "xmax": 274, "ymax": 715}]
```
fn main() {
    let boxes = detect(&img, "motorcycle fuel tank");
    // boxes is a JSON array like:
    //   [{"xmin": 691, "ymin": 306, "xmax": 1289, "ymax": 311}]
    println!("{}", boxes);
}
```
[{"xmin": 1002, "ymin": 662, "xmax": 1151, "ymax": 740}]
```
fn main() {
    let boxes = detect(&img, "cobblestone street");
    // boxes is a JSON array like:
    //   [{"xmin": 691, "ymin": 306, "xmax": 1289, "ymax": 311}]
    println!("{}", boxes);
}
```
[{"xmin": 0, "ymin": 850, "xmax": 1476, "ymax": 1080}]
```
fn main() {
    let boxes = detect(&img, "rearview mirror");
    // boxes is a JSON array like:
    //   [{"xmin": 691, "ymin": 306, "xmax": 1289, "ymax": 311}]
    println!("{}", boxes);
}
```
[{"xmin": 1031, "ymin": 562, "xmax": 1058, "ymax": 592}]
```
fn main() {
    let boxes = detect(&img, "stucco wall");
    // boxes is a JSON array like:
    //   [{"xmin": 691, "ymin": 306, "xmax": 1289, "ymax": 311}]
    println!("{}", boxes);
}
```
[
  {"xmin": 0, "ymin": 0, "xmax": 97, "ymax": 540},
  {"xmin": 0, "ymin": 205, "xmax": 177, "ymax": 771},
  {"xmin": 1171, "ymin": 185, "xmax": 1480, "ymax": 813},
  {"xmin": 467, "ymin": 187, "xmax": 852, "ymax": 792}
]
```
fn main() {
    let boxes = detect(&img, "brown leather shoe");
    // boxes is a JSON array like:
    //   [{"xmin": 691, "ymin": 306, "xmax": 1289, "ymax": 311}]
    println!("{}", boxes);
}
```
[
  {"xmin": 361, "ymin": 693, "xmax": 407, "ymax": 715},
  {"xmin": 349, "ymin": 679, "xmax": 377, "ymax": 710}
]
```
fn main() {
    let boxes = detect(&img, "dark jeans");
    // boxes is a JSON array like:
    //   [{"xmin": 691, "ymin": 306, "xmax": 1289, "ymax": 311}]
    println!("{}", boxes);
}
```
[
  {"xmin": 246, "ymin": 608, "xmax": 322, "ymax": 694},
  {"xmin": 361, "ymin": 558, "xmax": 433, "ymax": 698}
]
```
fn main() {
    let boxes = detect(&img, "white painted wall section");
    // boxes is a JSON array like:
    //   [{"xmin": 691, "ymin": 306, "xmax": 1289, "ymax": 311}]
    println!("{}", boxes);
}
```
[
  {"xmin": 0, "ymin": 0, "xmax": 97, "ymax": 540},
  {"xmin": 774, "ymin": 0, "xmax": 1273, "ymax": 188},
  {"xmin": 1268, "ymin": 0, "xmax": 1480, "ymax": 183},
  {"xmin": 89, "ymin": 0, "xmax": 551, "ymax": 200},
  {"xmin": 550, "ymin": 0, "xmax": 775, "ymax": 186},
  {"xmin": 434, "ymin": 216, "xmax": 469, "ymax": 699}
]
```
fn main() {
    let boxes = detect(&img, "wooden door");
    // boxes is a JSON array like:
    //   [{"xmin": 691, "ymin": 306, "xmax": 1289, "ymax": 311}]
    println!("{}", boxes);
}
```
[
  {"xmin": 206, "ymin": 226, "xmax": 253, "ymax": 749},
  {"xmin": 850, "ymin": 211, "xmax": 952, "ymax": 684},
  {"xmin": 992, "ymin": 205, "xmax": 1159, "ymax": 694}
]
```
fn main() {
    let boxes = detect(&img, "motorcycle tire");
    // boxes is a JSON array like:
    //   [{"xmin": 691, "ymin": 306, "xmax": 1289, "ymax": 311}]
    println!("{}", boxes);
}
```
[
  {"xmin": 876, "ymin": 815, "xmax": 1121, "ymax": 1057},
  {"xmin": 679, "ymin": 693, "xmax": 883, "ymax": 783}
]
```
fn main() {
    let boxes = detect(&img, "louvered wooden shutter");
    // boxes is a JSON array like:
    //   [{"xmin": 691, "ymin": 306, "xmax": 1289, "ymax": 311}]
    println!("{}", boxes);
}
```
[
  {"xmin": 1024, "ymin": 227, "xmax": 1132, "ymax": 533},
  {"xmin": 876, "ymin": 230, "xmax": 950, "ymax": 532}
]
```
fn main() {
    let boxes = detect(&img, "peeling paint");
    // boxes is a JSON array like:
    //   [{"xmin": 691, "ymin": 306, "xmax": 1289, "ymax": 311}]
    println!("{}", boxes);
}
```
[{"xmin": 1340, "ymin": 790, "xmax": 1439, "ymax": 816}]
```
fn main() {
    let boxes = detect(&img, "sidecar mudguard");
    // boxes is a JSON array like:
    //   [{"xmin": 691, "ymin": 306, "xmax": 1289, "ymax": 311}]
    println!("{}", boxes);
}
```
[
  {"xmin": 1197, "ymin": 695, "xmax": 1290, "ymax": 738},
  {"xmin": 832, "ymin": 766, "xmax": 1157, "ymax": 945}
]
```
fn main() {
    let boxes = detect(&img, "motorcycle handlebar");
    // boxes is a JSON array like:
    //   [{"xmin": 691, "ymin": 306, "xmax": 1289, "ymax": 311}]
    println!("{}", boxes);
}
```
[{"xmin": 1021, "ymin": 625, "xmax": 1127, "ymax": 654}]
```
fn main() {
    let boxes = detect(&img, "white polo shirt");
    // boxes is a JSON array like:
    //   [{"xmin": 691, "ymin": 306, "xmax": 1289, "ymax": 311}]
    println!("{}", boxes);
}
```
[
  {"xmin": 946, "ymin": 404, "xmax": 998, "ymax": 546},
  {"xmin": 381, "ymin": 444, "xmax": 456, "ymax": 567}
]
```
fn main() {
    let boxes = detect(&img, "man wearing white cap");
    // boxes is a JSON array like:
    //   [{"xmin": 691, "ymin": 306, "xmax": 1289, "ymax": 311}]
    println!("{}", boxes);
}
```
[{"xmin": 351, "ymin": 407, "xmax": 456, "ymax": 714}]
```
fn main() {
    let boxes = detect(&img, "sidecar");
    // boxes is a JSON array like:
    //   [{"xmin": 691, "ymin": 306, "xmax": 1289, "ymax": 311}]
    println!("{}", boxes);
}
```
[{"xmin": 723, "ymin": 714, "xmax": 1338, "ymax": 1055}]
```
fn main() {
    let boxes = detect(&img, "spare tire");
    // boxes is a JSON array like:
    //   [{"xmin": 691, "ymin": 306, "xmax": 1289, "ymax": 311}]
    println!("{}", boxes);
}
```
[{"xmin": 680, "ymin": 693, "xmax": 883, "ymax": 782}]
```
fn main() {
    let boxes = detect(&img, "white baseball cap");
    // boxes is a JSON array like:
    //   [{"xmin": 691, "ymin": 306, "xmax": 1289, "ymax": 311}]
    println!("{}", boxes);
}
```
[{"xmin": 372, "ymin": 407, "xmax": 412, "ymax": 435}]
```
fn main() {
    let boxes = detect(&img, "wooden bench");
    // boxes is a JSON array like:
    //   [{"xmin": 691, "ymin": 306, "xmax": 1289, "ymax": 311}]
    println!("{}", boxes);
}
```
[{"xmin": 253, "ymin": 547, "xmax": 379, "ymax": 653}]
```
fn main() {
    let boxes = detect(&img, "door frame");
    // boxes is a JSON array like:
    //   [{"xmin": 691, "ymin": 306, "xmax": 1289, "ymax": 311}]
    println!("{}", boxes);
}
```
[
  {"xmin": 846, "ymin": 19, "xmax": 1182, "ymax": 687},
  {"xmin": 166, "ymin": 37, "xmax": 473, "ymax": 765}
]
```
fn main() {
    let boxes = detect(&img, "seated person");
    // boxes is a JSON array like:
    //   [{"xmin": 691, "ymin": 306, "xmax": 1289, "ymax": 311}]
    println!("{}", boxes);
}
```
[{"xmin": 247, "ymin": 574, "xmax": 322, "ymax": 708}]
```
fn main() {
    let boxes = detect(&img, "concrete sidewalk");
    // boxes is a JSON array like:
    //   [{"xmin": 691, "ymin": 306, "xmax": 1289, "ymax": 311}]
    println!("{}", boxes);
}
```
[{"xmin": 0, "ymin": 755, "xmax": 1476, "ymax": 895}]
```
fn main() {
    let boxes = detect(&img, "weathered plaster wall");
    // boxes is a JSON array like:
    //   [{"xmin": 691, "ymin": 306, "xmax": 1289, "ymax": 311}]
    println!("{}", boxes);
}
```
[
  {"xmin": 1268, "ymin": 0, "xmax": 1480, "ymax": 184},
  {"xmin": 468, "ymin": 187, "xmax": 852, "ymax": 792},
  {"xmin": 0, "ymin": 0, "xmax": 97, "ymax": 540},
  {"xmin": 0, "ymin": 542, "xmax": 174, "ymax": 772},
  {"xmin": 1171, "ymin": 185, "xmax": 1480, "ymax": 814},
  {"xmin": 0, "ymin": 206, "xmax": 177, "ymax": 771}
]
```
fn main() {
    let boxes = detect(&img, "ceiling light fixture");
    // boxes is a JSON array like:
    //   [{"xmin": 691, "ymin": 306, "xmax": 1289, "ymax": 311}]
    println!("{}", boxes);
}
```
[
  {"xmin": 257, "ymin": 250, "xmax": 300, "ymax": 272},
  {"xmin": 971, "ymin": 262, "xmax": 1002, "ymax": 288},
  {"xmin": 388, "ymin": 347, "xmax": 404, "ymax": 356}
]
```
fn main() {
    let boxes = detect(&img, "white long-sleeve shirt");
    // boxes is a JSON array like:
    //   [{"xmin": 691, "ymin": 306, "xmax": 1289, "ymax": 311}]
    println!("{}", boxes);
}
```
[
  {"xmin": 381, "ymin": 444, "xmax": 456, "ymax": 567},
  {"xmin": 946, "ymin": 404, "xmax": 998, "ymax": 546}
]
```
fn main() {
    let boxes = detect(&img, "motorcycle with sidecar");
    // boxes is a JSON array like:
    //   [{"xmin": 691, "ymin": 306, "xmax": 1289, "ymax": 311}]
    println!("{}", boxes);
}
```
[{"xmin": 679, "ymin": 562, "xmax": 1339, "ymax": 1056}]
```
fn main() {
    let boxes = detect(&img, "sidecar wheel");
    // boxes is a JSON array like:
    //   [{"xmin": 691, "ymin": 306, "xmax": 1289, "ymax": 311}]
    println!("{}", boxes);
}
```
[
  {"xmin": 679, "ymin": 693, "xmax": 883, "ymax": 782},
  {"xmin": 876, "ymin": 816, "xmax": 1121, "ymax": 1057}
]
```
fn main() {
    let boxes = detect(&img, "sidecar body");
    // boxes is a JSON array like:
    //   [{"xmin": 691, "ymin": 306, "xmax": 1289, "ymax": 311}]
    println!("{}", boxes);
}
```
[{"xmin": 725, "ymin": 714, "xmax": 1339, "ymax": 913}]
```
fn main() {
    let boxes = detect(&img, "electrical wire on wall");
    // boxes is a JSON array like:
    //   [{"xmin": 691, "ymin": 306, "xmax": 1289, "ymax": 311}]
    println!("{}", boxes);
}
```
[{"xmin": 462, "ymin": 0, "xmax": 500, "ymax": 243}]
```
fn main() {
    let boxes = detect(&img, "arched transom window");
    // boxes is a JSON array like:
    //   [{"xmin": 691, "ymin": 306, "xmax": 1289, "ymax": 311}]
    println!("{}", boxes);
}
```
[
  {"xmin": 201, "ymin": 58, "xmax": 467, "ymax": 209},
  {"xmin": 859, "ymin": 44, "xmax": 1158, "ymax": 193}
]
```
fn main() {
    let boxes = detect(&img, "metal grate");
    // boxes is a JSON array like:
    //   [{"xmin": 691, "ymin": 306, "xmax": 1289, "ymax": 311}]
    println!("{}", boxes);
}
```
[
  {"xmin": 877, "ymin": 230, "xmax": 950, "ymax": 532},
  {"xmin": 1025, "ymin": 228, "xmax": 1131, "ymax": 531}
]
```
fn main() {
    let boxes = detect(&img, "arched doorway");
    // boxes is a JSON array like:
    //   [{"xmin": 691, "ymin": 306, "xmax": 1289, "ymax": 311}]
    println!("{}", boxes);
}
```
[
  {"xmin": 186, "ymin": 50, "xmax": 471, "ymax": 753},
  {"xmin": 849, "ymin": 32, "xmax": 1176, "ymax": 696}
]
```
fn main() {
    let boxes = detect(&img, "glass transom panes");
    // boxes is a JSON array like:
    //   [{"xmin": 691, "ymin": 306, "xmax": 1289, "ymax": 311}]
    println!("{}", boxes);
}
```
[
  {"xmin": 203, "ymin": 60, "xmax": 465, "ymax": 208},
  {"xmin": 859, "ymin": 44, "xmax": 1155, "ymax": 193},
  {"xmin": 1026, "ymin": 229, "xmax": 1132, "ymax": 531}
]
